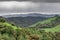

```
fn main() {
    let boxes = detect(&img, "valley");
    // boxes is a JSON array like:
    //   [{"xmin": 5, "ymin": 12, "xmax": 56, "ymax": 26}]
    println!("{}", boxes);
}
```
[{"xmin": 0, "ymin": 15, "xmax": 60, "ymax": 40}]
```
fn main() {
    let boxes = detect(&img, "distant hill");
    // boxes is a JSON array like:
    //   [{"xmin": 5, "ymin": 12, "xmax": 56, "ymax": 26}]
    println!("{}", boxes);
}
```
[
  {"xmin": 2, "ymin": 13, "xmax": 60, "ymax": 27},
  {"xmin": 3, "ymin": 13, "xmax": 55, "ymax": 18},
  {"xmin": 6, "ymin": 16, "xmax": 47, "ymax": 27},
  {"xmin": 3, "ymin": 13, "xmax": 57, "ymax": 27}
]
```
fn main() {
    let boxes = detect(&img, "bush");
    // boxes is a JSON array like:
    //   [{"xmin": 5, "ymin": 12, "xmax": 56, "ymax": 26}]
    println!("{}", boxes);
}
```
[{"xmin": 0, "ymin": 18, "xmax": 5, "ymax": 22}]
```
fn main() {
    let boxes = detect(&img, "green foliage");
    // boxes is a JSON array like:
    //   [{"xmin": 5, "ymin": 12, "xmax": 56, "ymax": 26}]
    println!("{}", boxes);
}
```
[
  {"xmin": 30, "ymin": 17, "xmax": 60, "ymax": 28},
  {"xmin": 0, "ymin": 17, "xmax": 60, "ymax": 40},
  {"xmin": 0, "ymin": 18, "xmax": 5, "ymax": 22},
  {"xmin": 0, "ymin": 34, "xmax": 15, "ymax": 40}
]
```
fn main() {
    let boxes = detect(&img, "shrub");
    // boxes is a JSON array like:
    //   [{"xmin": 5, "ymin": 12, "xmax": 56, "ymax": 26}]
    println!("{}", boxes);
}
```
[{"xmin": 0, "ymin": 18, "xmax": 5, "ymax": 22}]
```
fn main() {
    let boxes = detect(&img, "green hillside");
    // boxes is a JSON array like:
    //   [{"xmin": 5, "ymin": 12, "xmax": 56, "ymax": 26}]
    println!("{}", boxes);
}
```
[
  {"xmin": 30, "ymin": 16, "xmax": 60, "ymax": 32},
  {"xmin": 44, "ymin": 24, "xmax": 60, "ymax": 32},
  {"xmin": 0, "ymin": 17, "xmax": 49, "ymax": 40},
  {"xmin": 0, "ymin": 18, "xmax": 22, "ymax": 30},
  {"xmin": 30, "ymin": 17, "xmax": 60, "ymax": 28},
  {"xmin": 0, "ymin": 16, "xmax": 60, "ymax": 40}
]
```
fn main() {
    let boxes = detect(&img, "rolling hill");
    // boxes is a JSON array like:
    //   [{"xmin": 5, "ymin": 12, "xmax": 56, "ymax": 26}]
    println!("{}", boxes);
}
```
[
  {"xmin": 6, "ymin": 16, "xmax": 47, "ymax": 27},
  {"xmin": 44, "ymin": 24, "xmax": 60, "ymax": 32},
  {"xmin": 3, "ymin": 13, "xmax": 57, "ymax": 27},
  {"xmin": 0, "ymin": 16, "xmax": 20, "ymax": 30},
  {"xmin": 30, "ymin": 16, "xmax": 60, "ymax": 32},
  {"xmin": 0, "ymin": 16, "xmax": 50, "ymax": 40},
  {"xmin": 0, "ymin": 15, "xmax": 60, "ymax": 40}
]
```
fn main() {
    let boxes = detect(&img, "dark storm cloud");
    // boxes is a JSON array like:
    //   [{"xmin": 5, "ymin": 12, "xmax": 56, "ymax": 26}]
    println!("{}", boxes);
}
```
[{"xmin": 0, "ymin": 0, "xmax": 60, "ymax": 2}]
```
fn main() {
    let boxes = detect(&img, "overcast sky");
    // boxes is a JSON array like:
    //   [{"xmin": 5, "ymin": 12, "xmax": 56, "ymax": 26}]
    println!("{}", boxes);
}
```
[{"xmin": 0, "ymin": 0, "xmax": 60, "ymax": 15}]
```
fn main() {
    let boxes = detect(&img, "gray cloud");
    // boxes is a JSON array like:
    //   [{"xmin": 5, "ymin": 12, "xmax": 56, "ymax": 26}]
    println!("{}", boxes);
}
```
[
  {"xmin": 0, "ymin": 0, "xmax": 60, "ymax": 3},
  {"xmin": 0, "ymin": 1, "xmax": 60, "ymax": 15},
  {"xmin": 0, "ymin": 1, "xmax": 40, "ymax": 13},
  {"xmin": 40, "ymin": 3, "xmax": 60, "ymax": 13}
]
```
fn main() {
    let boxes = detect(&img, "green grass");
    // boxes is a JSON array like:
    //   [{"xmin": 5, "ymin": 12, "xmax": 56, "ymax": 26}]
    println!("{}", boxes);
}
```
[
  {"xmin": 0, "ymin": 22, "xmax": 22, "ymax": 30},
  {"xmin": 44, "ymin": 24, "xmax": 60, "ymax": 32},
  {"xmin": 30, "ymin": 17, "xmax": 57, "ymax": 27},
  {"xmin": 29, "ymin": 16, "xmax": 60, "ymax": 33}
]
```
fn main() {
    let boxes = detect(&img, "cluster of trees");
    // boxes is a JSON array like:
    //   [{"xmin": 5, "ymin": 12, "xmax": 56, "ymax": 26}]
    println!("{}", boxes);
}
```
[
  {"xmin": 0, "ymin": 18, "xmax": 5, "ymax": 22},
  {"xmin": 0, "ymin": 25, "xmax": 60, "ymax": 40}
]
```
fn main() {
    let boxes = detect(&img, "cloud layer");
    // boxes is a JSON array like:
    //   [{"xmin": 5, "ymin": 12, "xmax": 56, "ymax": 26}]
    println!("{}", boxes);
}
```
[
  {"xmin": 0, "ymin": 1, "xmax": 40, "ymax": 13},
  {"xmin": 0, "ymin": 1, "xmax": 60, "ymax": 13},
  {"xmin": 0, "ymin": 0, "xmax": 60, "ymax": 2},
  {"xmin": 0, "ymin": 1, "xmax": 60, "ymax": 15},
  {"xmin": 40, "ymin": 3, "xmax": 60, "ymax": 13}
]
